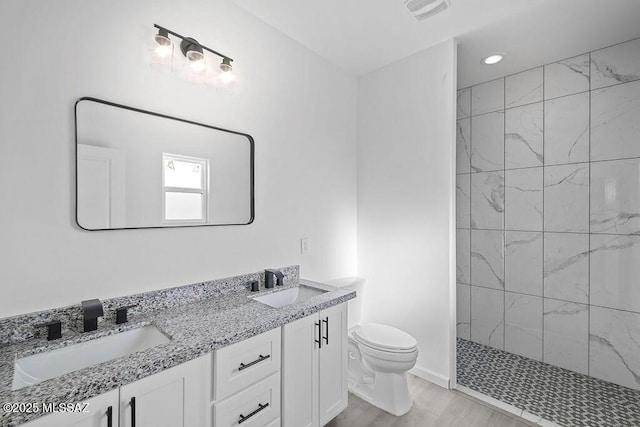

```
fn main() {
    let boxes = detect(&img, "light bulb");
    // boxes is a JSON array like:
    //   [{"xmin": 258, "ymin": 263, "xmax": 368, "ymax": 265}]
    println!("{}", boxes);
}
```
[
  {"xmin": 219, "ymin": 71, "xmax": 236, "ymax": 84},
  {"xmin": 219, "ymin": 57, "xmax": 233, "ymax": 73},
  {"xmin": 155, "ymin": 44, "xmax": 172, "ymax": 58},
  {"xmin": 151, "ymin": 29, "xmax": 173, "ymax": 71},
  {"xmin": 154, "ymin": 29, "xmax": 172, "ymax": 57},
  {"xmin": 186, "ymin": 50, "xmax": 205, "ymax": 72}
]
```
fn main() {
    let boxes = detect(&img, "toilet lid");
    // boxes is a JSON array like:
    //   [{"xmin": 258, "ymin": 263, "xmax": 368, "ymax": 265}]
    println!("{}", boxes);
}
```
[{"xmin": 353, "ymin": 323, "xmax": 417, "ymax": 352}]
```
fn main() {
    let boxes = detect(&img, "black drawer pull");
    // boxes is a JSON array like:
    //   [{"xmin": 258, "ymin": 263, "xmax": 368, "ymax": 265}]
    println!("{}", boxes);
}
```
[
  {"xmin": 106, "ymin": 406, "xmax": 113, "ymax": 427},
  {"xmin": 323, "ymin": 317, "xmax": 329, "ymax": 345},
  {"xmin": 130, "ymin": 397, "xmax": 136, "ymax": 427},
  {"xmin": 315, "ymin": 321, "xmax": 322, "ymax": 348},
  {"xmin": 239, "ymin": 354, "xmax": 271, "ymax": 371},
  {"xmin": 238, "ymin": 402, "xmax": 269, "ymax": 424}
]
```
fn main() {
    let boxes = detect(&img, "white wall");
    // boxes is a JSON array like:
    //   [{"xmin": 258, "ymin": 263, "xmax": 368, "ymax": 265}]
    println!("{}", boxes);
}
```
[
  {"xmin": 357, "ymin": 40, "xmax": 457, "ymax": 386},
  {"xmin": 0, "ymin": 0, "xmax": 357, "ymax": 316}
]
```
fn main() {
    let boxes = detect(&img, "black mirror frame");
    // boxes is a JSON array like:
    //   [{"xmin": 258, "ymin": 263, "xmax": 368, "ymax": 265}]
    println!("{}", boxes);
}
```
[{"xmin": 74, "ymin": 97, "xmax": 255, "ymax": 231}]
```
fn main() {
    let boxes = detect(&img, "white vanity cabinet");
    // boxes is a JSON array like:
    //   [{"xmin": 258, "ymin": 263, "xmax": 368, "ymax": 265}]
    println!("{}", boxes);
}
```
[
  {"xmin": 19, "ymin": 302, "xmax": 347, "ymax": 427},
  {"xmin": 282, "ymin": 303, "xmax": 348, "ymax": 427},
  {"xmin": 211, "ymin": 327, "xmax": 282, "ymax": 427},
  {"xmin": 22, "ymin": 354, "xmax": 210, "ymax": 427},
  {"xmin": 22, "ymin": 389, "xmax": 119, "ymax": 427},
  {"xmin": 119, "ymin": 354, "xmax": 210, "ymax": 427}
]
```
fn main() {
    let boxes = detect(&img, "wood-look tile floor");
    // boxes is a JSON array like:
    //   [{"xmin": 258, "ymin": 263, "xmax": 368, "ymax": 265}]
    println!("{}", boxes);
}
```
[{"xmin": 326, "ymin": 375, "xmax": 536, "ymax": 427}]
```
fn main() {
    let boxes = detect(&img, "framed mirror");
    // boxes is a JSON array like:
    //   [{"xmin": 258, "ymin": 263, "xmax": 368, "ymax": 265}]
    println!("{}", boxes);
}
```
[{"xmin": 75, "ymin": 98, "xmax": 254, "ymax": 230}]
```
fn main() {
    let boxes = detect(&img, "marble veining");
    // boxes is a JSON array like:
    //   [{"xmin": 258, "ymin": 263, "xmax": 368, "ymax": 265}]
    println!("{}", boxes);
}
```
[
  {"xmin": 591, "ymin": 79, "xmax": 640, "ymax": 161},
  {"xmin": 543, "ymin": 233, "xmax": 589, "ymax": 304},
  {"xmin": 457, "ymin": 37, "xmax": 640, "ymax": 398},
  {"xmin": 471, "ymin": 78, "xmax": 504, "ymax": 116},
  {"xmin": 456, "ymin": 229, "xmax": 471, "ymax": 285},
  {"xmin": 0, "ymin": 267, "xmax": 355, "ymax": 426},
  {"xmin": 456, "ymin": 173, "xmax": 471, "ymax": 229},
  {"xmin": 590, "ymin": 306, "xmax": 640, "ymax": 391},
  {"xmin": 505, "ymin": 102, "xmax": 544, "ymax": 169},
  {"xmin": 505, "ymin": 167, "xmax": 543, "ymax": 232},
  {"xmin": 471, "ymin": 171, "xmax": 504, "ymax": 230},
  {"xmin": 591, "ymin": 158, "xmax": 640, "ymax": 235},
  {"xmin": 590, "ymin": 37, "xmax": 640, "ymax": 90},
  {"xmin": 505, "ymin": 68, "xmax": 543, "ymax": 109},
  {"xmin": 544, "ymin": 53, "xmax": 590, "ymax": 100},
  {"xmin": 544, "ymin": 163, "xmax": 589, "ymax": 233},
  {"xmin": 504, "ymin": 292, "xmax": 542, "ymax": 361},
  {"xmin": 544, "ymin": 92, "xmax": 589, "ymax": 165},
  {"xmin": 504, "ymin": 231, "xmax": 542, "ymax": 297},
  {"xmin": 456, "ymin": 118, "xmax": 471, "ymax": 174},
  {"xmin": 457, "ymin": 88, "xmax": 471, "ymax": 119},
  {"xmin": 470, "ymin": 112, "xmax": 504, "ymax": 172},
  {"xmin": 457, "ymin": 284, "xmax": 471, "ymax": 340},
  {"xmin": 471, "ymin": 230, "xmax": 504, "ymax": 290},
  {"xmin": 543, "ymin": 299, "xmax": 589, "ymax": 375},
  {"xmin": 590, "ymin": 234, "xmax": 640, "ymax": 313}
]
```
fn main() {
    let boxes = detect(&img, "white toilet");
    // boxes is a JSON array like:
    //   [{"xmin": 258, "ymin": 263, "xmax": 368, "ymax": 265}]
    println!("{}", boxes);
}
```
[{"xmin": 329, "ymin": 277, "xmax": 418, "ymax": 416}]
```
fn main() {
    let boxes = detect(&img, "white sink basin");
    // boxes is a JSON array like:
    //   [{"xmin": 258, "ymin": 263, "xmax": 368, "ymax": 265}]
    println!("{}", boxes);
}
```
[
  {"xmin": 11, "ymin": 325, "xmax": 171, "ymax": 390},
  {"xmin": 252, "ymin": 286, "xmax": 327, "ymax": 308}
]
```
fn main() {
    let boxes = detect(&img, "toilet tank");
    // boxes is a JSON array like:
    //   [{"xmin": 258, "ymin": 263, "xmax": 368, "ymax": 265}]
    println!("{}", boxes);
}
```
[{"xmin": 326, "ymin": 277, "xmax": 365, "ymax": 329}]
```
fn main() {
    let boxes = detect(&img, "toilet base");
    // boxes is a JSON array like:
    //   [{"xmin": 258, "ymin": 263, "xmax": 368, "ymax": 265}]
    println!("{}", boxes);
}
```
[{"xmin": 348, "ymin": 371, "xmax": 413, "ymax": 416}]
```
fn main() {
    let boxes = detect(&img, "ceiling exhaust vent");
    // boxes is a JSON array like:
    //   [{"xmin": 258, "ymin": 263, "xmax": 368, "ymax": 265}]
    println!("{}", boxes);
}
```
[{"xmin": 404, "ymin": 0, "xmax": 451, "ymax": 20}]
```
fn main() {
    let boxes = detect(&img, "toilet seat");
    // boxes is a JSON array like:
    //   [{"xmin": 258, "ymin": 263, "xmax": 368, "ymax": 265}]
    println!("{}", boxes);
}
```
[{"xmin": 353, "ymin": 323, "xmax": 418, "ymax": 353}]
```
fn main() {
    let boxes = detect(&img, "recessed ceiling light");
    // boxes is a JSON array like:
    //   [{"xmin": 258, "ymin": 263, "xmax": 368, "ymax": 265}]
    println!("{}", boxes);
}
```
[{"xmin": 482, "ymin": 54, "xmax": 504, "ymax": 65}]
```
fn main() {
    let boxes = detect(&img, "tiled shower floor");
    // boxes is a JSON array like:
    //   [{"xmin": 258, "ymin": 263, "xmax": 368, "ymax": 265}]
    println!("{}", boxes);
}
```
[{"xmin": 456, "ymin": 339, "xmax": 640, "ymax": 427}]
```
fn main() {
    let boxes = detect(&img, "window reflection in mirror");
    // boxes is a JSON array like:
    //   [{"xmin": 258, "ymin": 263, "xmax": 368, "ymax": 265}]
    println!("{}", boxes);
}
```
[{"xmin": 162, "ymin": 154, "xmax": 208, "ymax": 223}]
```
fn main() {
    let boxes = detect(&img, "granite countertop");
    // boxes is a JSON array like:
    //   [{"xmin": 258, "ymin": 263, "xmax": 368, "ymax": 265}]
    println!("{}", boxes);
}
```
[{"xmin": 0, "ymin": 278, "xmax": 355, "ymax": 426}]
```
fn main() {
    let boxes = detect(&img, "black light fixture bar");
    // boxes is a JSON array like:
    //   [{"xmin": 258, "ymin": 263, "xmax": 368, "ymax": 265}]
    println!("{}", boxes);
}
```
[{"xmin": 153, "ymin": 24, "xmax": 233, "ymax": 63}]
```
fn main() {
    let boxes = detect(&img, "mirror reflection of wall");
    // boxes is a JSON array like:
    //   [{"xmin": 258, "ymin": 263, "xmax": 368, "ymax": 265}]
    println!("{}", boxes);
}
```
[{"xmin": 75, "ymin": 98, "xmax": 254, "ymax": 230}]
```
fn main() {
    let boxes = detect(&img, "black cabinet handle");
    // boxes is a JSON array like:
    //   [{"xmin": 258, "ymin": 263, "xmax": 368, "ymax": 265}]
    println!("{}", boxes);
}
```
[
  {"xmin": 323, "ymin": 317, "xmax": 329, "ymax": 345},
  {"xmin": 106, "ymin": 406, "xmax": 113, "ymax": 427},
  {"xmin": 130, "ymin": 397, "xmax": 136, "ymax": 427},
  {"xmin": 315, "ymin": 321, "xmax": 322, "ymax": 348},
  {"xmin": 239, "ymin": 402, "xmax": 269, "ymax": 424},
  {"xmin": 239, "ymin": 354, "xmax": 271, "ymax": 371}
]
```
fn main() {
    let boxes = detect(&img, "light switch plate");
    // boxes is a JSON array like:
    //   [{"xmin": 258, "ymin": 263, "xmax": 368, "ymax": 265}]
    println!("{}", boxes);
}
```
[{"xmin": 300, "ymin": 236, "xmax": 309, "ymax": 255}]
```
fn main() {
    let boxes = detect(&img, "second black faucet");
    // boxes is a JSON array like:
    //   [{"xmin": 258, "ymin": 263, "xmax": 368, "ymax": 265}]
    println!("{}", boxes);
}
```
[
  {"xmin": 264, "ymin": 269, "xmax": 285, "ymax": 288},
  {"xmin": 81, "ymin": 299, "xmax": 104, "ymax": 332}
]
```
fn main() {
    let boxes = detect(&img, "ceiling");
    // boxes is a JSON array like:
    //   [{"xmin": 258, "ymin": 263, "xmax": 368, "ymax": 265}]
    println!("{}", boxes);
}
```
[{"xmin": 233, "ymin": 0, "xmax": 640, "ymax": 87}]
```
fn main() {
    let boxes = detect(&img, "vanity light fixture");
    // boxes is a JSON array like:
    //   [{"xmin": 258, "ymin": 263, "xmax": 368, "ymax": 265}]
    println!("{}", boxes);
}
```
[
  {"xmin": 153, "ymin": 24, "xmax": 234, "ymax": 74},
  {"xmin": 482, "ymin": 53, "xmax": 505, "ymax": 65}
]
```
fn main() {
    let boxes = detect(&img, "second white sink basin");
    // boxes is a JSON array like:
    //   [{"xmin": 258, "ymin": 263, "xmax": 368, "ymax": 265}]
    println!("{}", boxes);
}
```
[
  {"xmin": 11, "ymin": 325, "xmax": 171, "ymax": 390},
  {"xmin": 253, "ymin": 286, "xmax": 327, "ymax": 308}
]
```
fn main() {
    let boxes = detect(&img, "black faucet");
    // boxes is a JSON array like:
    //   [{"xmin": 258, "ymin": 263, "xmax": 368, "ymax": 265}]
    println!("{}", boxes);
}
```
[
  {"xmin": 35, "ymin": 320, "xmax": 62, "ymax": 341},
  {"xmin": 115, "ymin": 304, "xmax": 138, "ymax": 324},
  {"xmin": 81, "ymin": 299, "xmax": 104, "ymax": 332},
  {"xmin": 264, "ymin": 269, "xmax": 285, "ymax": 288}
]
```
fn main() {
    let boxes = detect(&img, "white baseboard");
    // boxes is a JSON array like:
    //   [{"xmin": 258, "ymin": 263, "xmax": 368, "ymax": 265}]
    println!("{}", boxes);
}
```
[{"xmin": 408, "ymin": 365, "xmax": 450, "ymax": 389}]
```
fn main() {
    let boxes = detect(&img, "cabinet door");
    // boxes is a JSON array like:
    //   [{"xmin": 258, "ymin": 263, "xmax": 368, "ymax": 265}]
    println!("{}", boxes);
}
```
[
  {"xmin": 119, "ymin": 354, "xmax": 210, "ymax": 427},
  {"xmin": 22, "ymin": 389, "xmax": 119, "ymax": 427},
  {"xmin": 318, "ymin": 303, "xmax": 348, "ymax": 425},
  {"xmin": 282, "ymin": 314, "xmax": 319, "ymax": 427}
]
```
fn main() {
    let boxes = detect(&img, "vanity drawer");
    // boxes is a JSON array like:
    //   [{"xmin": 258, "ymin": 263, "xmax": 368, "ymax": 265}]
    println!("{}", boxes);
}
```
[
  {"xmin": 213, "ymin": 327, "xmax": 281, "ymax": 401},
  {"xmin": 213, "ymin": 372, "xmax": 281, "ymax": 427}
]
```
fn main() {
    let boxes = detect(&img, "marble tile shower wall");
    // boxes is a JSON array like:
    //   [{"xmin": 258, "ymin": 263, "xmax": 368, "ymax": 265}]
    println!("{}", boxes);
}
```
[{"xmin": 455, "ymin": 37, "xmax": 640, "ymax": 391}]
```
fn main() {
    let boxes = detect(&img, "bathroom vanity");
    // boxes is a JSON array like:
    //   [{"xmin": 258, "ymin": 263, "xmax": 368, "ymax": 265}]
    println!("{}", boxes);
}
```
[{"xmin": 0, "ymin": 266, "xmax": 354, "ymax": 427}]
